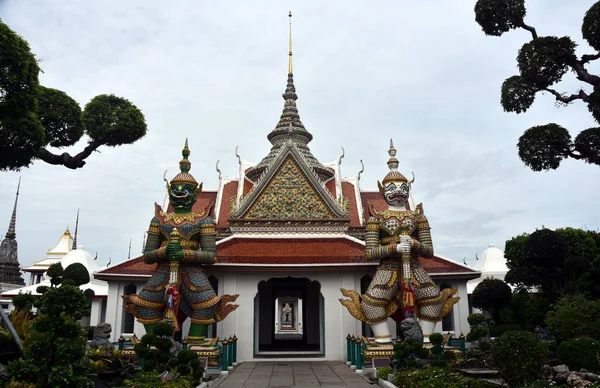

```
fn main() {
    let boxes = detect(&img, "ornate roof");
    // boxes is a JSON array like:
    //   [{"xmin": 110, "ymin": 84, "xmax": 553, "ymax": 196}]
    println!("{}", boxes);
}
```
[
  {"xmin": 230, "ymin": 143, "xmax": 348, "ymax": 230},
  {"xmin": 245, "ymin": 72, "xmax": 334, "ymax": 183}
]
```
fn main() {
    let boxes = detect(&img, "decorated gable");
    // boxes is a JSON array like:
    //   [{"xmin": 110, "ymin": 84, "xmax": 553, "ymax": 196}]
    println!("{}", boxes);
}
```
[{"xmin": 245, "ymin": 156, "xmax": 333, "ymax": 219}]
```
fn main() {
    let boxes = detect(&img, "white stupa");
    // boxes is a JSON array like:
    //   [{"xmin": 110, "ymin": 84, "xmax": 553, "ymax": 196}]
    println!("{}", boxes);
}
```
[{"xmin": 467, "ymin": 243, "xmax": 510, "ymax": 294}]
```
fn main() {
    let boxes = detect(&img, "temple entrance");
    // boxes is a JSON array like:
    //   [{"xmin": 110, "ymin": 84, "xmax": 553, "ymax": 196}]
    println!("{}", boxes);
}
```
[{"xmin": 254, "ymin": 277, "xmax": 323, "ymax": 357}]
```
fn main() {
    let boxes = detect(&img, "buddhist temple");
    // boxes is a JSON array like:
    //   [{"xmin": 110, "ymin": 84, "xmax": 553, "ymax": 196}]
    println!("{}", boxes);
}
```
[{"xmin": 95, "ymin": 13, "xmax": 480, "ymax": 361}]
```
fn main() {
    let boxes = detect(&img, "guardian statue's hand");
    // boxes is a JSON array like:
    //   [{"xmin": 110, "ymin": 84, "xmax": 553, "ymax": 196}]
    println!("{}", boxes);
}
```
[
  {"xmin": 166, "ymin": 241, "xmax": 183, "ymax": 261},
  {"xmin": 397, "ymin": 235, "xmax": 413, "ymax": 253}
]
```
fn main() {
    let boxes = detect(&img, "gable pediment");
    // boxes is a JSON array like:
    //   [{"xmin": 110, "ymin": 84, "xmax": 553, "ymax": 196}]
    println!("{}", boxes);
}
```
[{"xmin": 231, "ymin": 144, "xmax": 347, "ymax": 221}]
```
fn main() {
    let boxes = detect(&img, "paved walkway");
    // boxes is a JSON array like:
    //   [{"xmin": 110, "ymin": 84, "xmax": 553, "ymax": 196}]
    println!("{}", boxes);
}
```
[{"xmin": 212, "ymin": 361, "xmax": 375, "ymax": 387}]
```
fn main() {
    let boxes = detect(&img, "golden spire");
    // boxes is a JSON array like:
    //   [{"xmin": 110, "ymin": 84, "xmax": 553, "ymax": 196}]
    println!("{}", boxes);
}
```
[{"xmin": 288, "ymin": 11, "xmax": 293, "ymax": 74}]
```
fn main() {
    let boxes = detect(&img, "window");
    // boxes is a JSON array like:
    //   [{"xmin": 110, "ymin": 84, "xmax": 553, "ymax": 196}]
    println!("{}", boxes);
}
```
[{"xmin": 122, "ymin": 283, "xmax": 137, "ymax": 334}]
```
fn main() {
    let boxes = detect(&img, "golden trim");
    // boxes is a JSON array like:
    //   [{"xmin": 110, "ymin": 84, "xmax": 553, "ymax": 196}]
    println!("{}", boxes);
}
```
[
  {"xmin": 159, "ymin": 210, "xmax": 206, "ymax": 224},
  {"xmin": 375, "ymin": 334, "xmax": 392, "ymax": 339},
  {"xmin": 191, "ymin": 295, "xmax": 221, "ymax": 310}
]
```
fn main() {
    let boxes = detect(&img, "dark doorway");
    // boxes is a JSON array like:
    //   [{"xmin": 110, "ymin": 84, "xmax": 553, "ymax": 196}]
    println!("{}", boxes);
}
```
[{"xmin": 255, "ymin": 277, "xmax": 323, "ymax": 355}]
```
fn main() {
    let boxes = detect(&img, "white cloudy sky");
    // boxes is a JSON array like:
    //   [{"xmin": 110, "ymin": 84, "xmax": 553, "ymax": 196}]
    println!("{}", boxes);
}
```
[{"xmin": 1, "ymin": 0, "xmax": 599, "ymax": 270}]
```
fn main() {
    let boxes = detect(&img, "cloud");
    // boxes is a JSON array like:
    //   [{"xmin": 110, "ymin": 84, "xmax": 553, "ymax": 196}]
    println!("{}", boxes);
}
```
[{"xmin": 1, "ymin": 0, "xmax": 599, "ymax": 272}]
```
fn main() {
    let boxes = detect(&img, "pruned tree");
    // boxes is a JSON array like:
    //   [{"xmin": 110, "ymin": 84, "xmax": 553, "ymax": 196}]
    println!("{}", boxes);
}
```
[
  {"xmin": 0, "ymin": 19, "xmax": 147, "ymax": 171},
  {"xmin": 474, "ymin": 0, "xmax": 600, "ymax": 171},
  {"xmin": 471, "ymin": 278, "xmax": 512, "ymax": 324}
]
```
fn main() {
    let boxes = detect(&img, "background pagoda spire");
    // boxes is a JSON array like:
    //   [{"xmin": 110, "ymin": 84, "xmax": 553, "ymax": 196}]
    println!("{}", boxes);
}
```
[
  {"xmin": 5, "ymin": 177, "xmax": 20, "ymax": 240},
  {"xmin": 0, "ymin": 178, "xmax": 25, "ymax": 286},
  {"xmin": 72, "ymin": 209, "xmax": 79, "ymax": 250}
]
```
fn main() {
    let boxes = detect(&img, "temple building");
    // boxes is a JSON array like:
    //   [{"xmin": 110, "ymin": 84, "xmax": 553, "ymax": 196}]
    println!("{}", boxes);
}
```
[
  {"xmin": 0, "ymin": 179, "xmax": 25, "ymax": 294},
  {"xmin": 94, "ymin": 15, "xmax": 480, "ymax": 361}
]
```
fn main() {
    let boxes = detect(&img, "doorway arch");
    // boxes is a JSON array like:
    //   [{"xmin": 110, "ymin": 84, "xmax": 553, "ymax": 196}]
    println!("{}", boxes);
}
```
[{"xmin": 254, "ymin": 277, "xmax": 324, "ymax": 356}]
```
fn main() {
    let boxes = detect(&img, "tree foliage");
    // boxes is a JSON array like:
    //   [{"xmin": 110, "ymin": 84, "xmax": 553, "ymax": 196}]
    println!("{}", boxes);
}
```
[
  {"xmin": 11, "ymin": 291, "xmax": 37, "ymax": 312},
  {"xmin": 471, "ymin": 278, "xmax": 512, "ymax": 324},
  {"xmin": 62, "ymin": 263, "xmax": 90, "ymax": 287},
  {"xmin": 491, "ymin": 330, "xmax": 548, "ymax": 386},
  {"xmin": 545, "ymin": 294, "xmax": 600, "ymax": 339},
  {"xmin": 7, "ymin": 284, "xmax": 92, "ymax": 387},
  {"xmin": 474, "ymin": 0, "xmax": 600, "ymax": 171},
  {"xmin": 504, "ymin": 227, "xmax": 600, "ymax": 301},
  {"xmin": 0, "ymin": 19, "xmax": 147, "ymax": 171}
]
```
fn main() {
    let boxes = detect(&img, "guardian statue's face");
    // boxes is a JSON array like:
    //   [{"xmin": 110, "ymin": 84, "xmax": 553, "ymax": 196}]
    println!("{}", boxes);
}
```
[
  {"xmin": 169, "ymin": 183, "xmax": 197, "ymax": 210},
  {"xmin": 383, "ymin": 181, "xmax": 409, "ymax": 206}
]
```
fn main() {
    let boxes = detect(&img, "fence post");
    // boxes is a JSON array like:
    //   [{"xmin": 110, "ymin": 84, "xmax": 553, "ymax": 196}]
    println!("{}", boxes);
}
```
[
  {"xmin": 346, "ymin": 334, "xmax": 352, "ymax": 365},
  {"xmin": 227, "ymin": 336, "xmax": 234, "ymax": 369},
  {"xmin": 232, "ymin": 335, "xmax": 238, "ymax": 366},
  {"xmin": 221, "ymin": 340, "xmax": 229, "ymax": 374},
  {"xmin": 354, "ymin": 338, "xmax": 363, "ymax": 373},
  {"xmin": 182, "ymin": 337, "xmax": 188, "ymax": 351},
  {"xmin": 459, "ymin": 333, "xmax": 466, "ymax": 359},
  {"xmin": 350, "ymin": 336, "xmax": 356, "ymax": 369}
]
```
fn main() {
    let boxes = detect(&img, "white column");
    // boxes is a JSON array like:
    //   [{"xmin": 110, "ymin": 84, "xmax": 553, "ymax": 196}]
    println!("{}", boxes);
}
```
[
  {"xmin": 90, "ymin": 298, "xmax": 102, "ymax": 326},
  {"xmin": 105, "ymin": 282, "xmax": 121, "ymax": 342},
  {"xmin": 455, "ymin": 282, "xmax": 470, "ymax": 336},
  {"xmin": 220, "ymin": 272, "xmax": 238, "ymax": 340}
]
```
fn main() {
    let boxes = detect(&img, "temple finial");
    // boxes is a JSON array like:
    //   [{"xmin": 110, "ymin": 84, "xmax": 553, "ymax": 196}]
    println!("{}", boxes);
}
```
[
  {"xmin": 128, "ymin": 237, "xmax": 132, "ymax": 260},
  {"xmin": 288, "ymin": 11, "xmax": 293, "ymax": 74},
  {"xmin": 6, "ymin": 177, "xmax": 20, "ymax": 240},
  {"xmin": 72, "ymin": 209, "xmax": 79, "ymax": 250}
]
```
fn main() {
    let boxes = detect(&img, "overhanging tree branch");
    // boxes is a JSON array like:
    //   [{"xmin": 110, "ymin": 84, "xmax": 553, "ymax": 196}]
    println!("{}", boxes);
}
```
[
  {"xmin": 580, "ymin": 52, "xmax": 600, "ymax": 64},
  {"xmin": 543, "ymin": 88, "xmax": 589, "ymax": 104},
  {"xmin": 571, "ymin": 62, "xmax": 600, "ymax": 86},
  {"xmin": 518, "ymin": 21, "xmax": 538, "ymax": 39},
  {"xmin": 36, "ymin": 140, "xmax": 103, "ymax": 169}
]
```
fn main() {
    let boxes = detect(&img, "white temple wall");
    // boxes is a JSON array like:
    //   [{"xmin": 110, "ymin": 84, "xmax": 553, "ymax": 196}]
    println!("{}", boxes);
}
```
[{"xmin": 105, "ymin": 280, "xmax": 147, "ymax": 342}]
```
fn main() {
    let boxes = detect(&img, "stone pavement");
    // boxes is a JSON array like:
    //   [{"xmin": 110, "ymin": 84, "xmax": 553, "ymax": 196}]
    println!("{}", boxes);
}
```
[{"xmin": 211, "ymin": 361, "xmax": 375, "ymax": 387}]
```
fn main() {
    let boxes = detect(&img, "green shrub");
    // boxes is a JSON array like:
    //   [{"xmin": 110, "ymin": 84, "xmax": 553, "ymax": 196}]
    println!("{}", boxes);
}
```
[
  {"xmin": 393, "ymin": 339, "xmax": 430, "ymax": 368},
  {"xmin": 393, "ymin": 366, "xmax": 494, "ymax": 388},
  {"xmin": 11, "ymin": 292, "xmax": 36, "ymax": 312},
  {"xmin": 63, "ymin": 263, "xmax": 90, "ymax": 286},
  {"xmin": 376, "ymin": 366, "xmax": 392, "ymax": 379},
  {"xmin": 488, "ymin": 324, "xmax": 524, "ymax": 337},
  {"xmin": 546, "ymin": 294, "xmax": 600, "ymax": 339},
  {"xmin": 491, "ymin": 330, "xmax": 548, "ymax": 386},
  {"xmin": 121, "ymin": 372, "xmax": 195, "ymax": 388},
  {"xmin": 444, "ymin": 350, "xmax": 457, "ymax": 361},
  {"xmin": 557, "ymin": 337, "xmax": 600, "ymax": 372},
  {"xmin": 467, "ymin": 313, "xmax": 487, "ymax": 327},
  {"xmin": 467, "ymin": 326, "xmax": 489, "ymax": 342},
  {"xmin": 466, "ymin": 349, "xmax": 486, "ymax": 359},
  {"xmin": 6, "ymin": 284, "xmax": 92, "ymax": 387},
  {"xmin": 429, "ymin": 333, "xmax": 444, "ymax": 345}
]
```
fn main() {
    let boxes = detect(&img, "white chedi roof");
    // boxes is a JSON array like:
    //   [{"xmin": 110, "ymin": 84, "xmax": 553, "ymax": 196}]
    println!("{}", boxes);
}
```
[
  {"xmin": 467, "ymin": 243, "xmax": 510, "ymax": 294},
  {"xmin": 1, "ymin": 246, "xmax": 107, "ymax": 297},
  {"xmin": 21, "ymin": 228, "xmax": 73, "ymax": 272}
]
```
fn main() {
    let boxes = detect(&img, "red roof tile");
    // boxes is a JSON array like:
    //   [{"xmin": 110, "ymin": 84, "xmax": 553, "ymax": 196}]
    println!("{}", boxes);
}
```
[
  {"xmin": 217, "ymin": 238, "xmax": 365, "ymax": 264},
  {"xmin": 216, "ymin": 181, "xmax": 238, "ymax": 227},
  {"xmin": 342, "ymin": 182, "xmax": 361, "ymax": 227},
  {"xmin": 96, "ymin": 238, "xmax": 477, "ymax": 277},
  {"xmin": 325, "ymin": 180, "xmax": 336, "ymax": 198}
]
